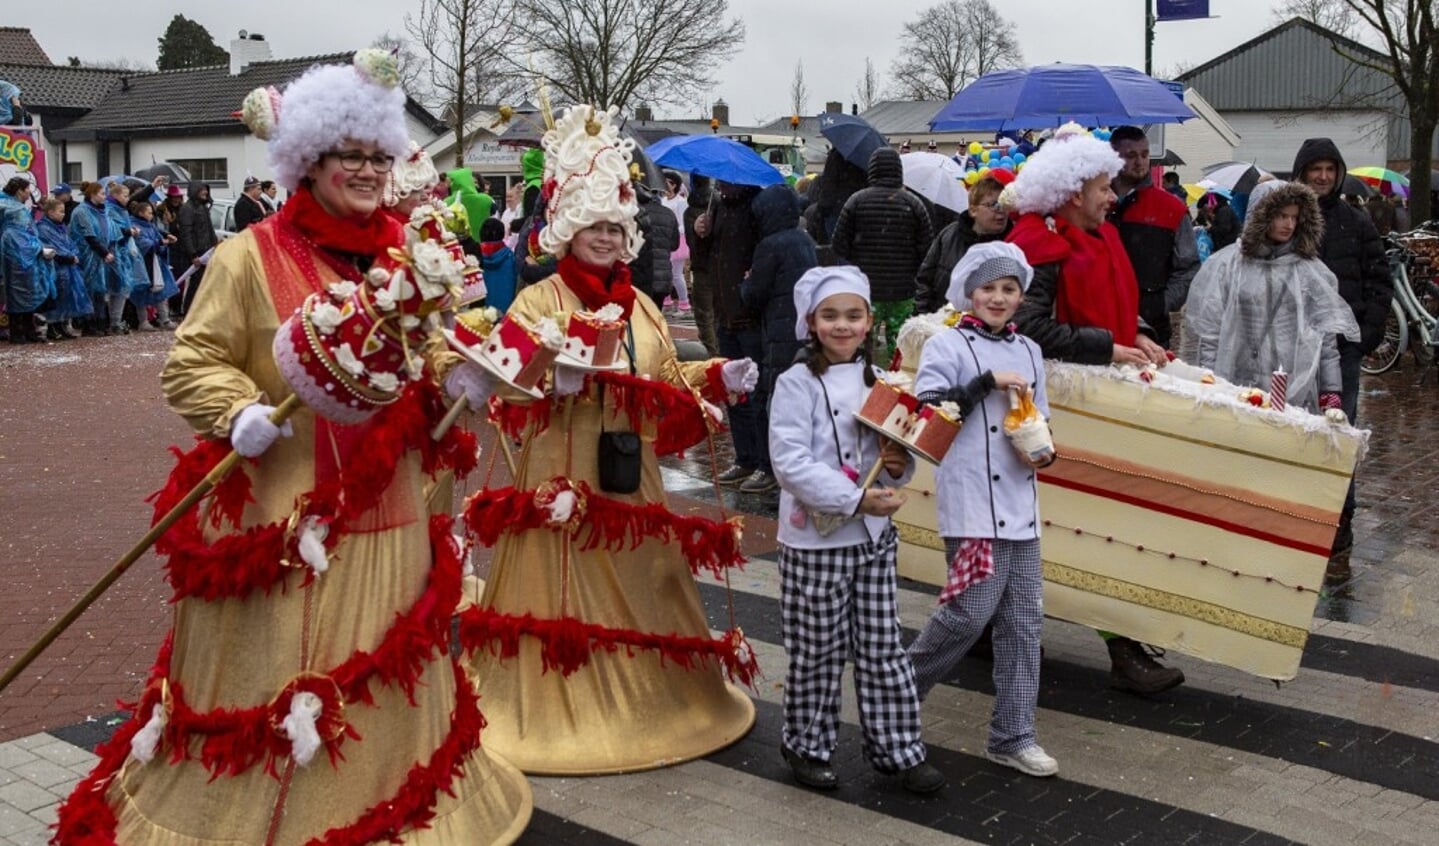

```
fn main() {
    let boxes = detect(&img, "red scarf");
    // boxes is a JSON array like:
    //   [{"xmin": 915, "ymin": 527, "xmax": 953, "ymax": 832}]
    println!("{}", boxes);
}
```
[
  {"xmin": 1008, "ymin": 213, "xmax": 1138, "ymax": 345},
  {"xmin": 557, "ymin": 253, "xmax": 637, "ymax": 319},
  {"xmin": 275, "ymin": 184, "xmax": 405, "ymax": 260}
]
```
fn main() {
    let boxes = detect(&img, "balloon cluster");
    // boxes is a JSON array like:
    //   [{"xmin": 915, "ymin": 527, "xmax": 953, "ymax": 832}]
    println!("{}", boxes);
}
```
[
  {"xmin": 956, "ymin": 128, "xmax": 1114, "ymax": 185},
  {"xmin": 959, "ymin": 139, "xmax": 1028, "ymax": 186}
]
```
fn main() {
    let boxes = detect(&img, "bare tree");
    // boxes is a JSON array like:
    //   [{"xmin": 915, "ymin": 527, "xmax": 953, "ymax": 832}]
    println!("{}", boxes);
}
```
[
  {"xmin": 790, "ymin": 60, "xmax": 808, "ymax": 118},
  {"xmin": 512, "ymin": 0, "xmax": 745, "ymax": 113},
  {"xmin": 888, "ymin": 0, "xmax": 1021, "ymax": 101},
  {"xmin": 1291, "ymin": 1, "xmax": 1438, "ymax": 221},
  {"xmin": 1274, "ymin": 0, "xmax": 1359, "ymax": 38},
  {"xmin": 854, "ymin": 57, "xmax": 880, "ymax": 112},
  {"xmin": 371, "ymin": 32, "xmax": 430, "ymax": 105},
  {"xmin": 405, "ymin": 0, "xmax": 525, "ymax": 167}
]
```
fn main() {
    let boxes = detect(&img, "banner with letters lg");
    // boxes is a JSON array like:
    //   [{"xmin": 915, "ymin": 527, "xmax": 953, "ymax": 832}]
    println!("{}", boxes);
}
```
[{"xmin": 0, "ymin": 128, "xmax": 48, "ymax": 195}]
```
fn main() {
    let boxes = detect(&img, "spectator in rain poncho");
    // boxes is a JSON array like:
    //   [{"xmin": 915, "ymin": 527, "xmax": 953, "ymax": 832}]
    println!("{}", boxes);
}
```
[
  {"xmin": 2, "ymin": 178, "xmax": 58, "ymax": 343},
  {"xmin": 36, "ymin": 197, "xmax": 91, "ymax": 338},
  {"xmin": 1186, "ymin": 180, "xmax": 1359, "ymax": 413},
  {"xmin": 127, "ymin": 200, "xmax": 180, "ymax": 329},
  {"xmin": 103, "ymin": 180, "xmax": 147, "ymax": 330}
]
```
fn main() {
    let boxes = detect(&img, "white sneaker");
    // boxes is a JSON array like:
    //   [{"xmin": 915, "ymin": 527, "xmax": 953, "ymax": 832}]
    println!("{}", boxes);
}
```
[{"xmin": 985, "ymin": 745, "xmax": 1058, "ymax": 777}]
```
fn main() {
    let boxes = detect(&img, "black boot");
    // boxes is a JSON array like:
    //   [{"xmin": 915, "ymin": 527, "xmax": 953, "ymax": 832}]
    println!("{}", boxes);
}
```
[
  {"xmin": 899, "ymin": 760, "xmax": 946, "ymax": 795},
  {"xmin": 1326, "ymin": 513, "xmax": 1354, "ymax": 585},
  {"xmin": 782, "ymin": 746, "xmax": 838, "ymax": 791},
  {"xmin": 1107, "ymin": 637, "xmax": 1184, "ymax": 695}
]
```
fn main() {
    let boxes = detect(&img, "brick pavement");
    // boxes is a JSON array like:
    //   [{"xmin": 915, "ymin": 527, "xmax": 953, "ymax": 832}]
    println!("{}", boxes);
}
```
[{"xmin": 2, "ymin": 327, "xmax": 1439, "ymax": 844}]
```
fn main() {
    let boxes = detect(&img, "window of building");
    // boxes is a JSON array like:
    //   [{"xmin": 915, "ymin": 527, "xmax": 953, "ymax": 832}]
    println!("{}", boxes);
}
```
[
  {"xmin": 63, "ymin": 162, "xmax": 83, "ymax": 184},
  {"xmin": 170, "ymin": 158, "xmax": 228, "ymax": 184}
]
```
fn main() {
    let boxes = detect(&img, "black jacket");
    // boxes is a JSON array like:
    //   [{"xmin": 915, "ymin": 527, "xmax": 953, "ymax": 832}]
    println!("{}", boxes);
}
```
[
  {"xmin": 684, "ymin": 181, "xmax": 714, "ymax": 274},
  {"xmin": 173, "ymin": 182, "xmax": 218, "ymax": 267},
  {"xmin": 700, "ymin": 185, "xmax": 760, "ymax": 329},
  {"xmin": 741, "ymin": 184, "xmax": 817, "ymax": 379},
  {"xmin": 234, "ymin": 192, "xmax": 268, "ymax": 232},
  {"xmin": 1291, "ymin": 138, "xmax": 1393, "ymax": 353},
  {"xmin": 629, "ymin": 184, "xmax": 677, "ymax": 297},
  {"xmin": 914, "ymin": 211, "xmax": 1013, "ymax": 314},
  {"xmin": 830, "ymin": 148, "xmax": 933, "ymax": 302}
]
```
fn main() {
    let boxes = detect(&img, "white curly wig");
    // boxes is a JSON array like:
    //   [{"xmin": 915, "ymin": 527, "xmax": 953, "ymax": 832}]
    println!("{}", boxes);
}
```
[
  {"xmin": 538, "ymin": 105, "xmax": 644, "ymax": 262},
  {"xmin": 1008, "ymin": 123, "xmax": 1122, "ymax": 216},
  {"xmin": 254, "ymin": 50, "xmax": 410, "ymax": 192}
]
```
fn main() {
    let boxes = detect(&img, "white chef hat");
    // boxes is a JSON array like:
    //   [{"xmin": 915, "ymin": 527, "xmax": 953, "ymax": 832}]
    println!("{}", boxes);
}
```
[
  {"xmin": 792, "ymin": 265, "xmax": 872, "ymax": 340},
  {"xmin": 946, "ymin": 241, "xmax": 1033, "ymax": 311}
]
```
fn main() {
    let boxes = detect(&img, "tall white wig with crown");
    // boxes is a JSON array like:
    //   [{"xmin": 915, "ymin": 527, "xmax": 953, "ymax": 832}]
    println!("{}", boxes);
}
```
[
  {"xmin": 241, "ymin": 49, "xmax": 410, "ymax": 192},
  {"xmin": 1005, "ymin": 123, "xmax": 1123, "ymax": 216},
  {"xmin": 538, "ymin": 105, "xmax": 644, "ymax": 262}
]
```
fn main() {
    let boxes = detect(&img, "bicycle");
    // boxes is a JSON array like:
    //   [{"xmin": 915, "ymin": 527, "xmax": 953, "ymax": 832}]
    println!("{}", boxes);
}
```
[{"xmin": 1360, "ymin": 229, "xmax": 1439, "ymax": 377}]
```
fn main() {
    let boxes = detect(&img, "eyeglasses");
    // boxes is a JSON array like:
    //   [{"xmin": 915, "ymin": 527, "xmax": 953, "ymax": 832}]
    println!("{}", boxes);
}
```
[
  {"xmin": 977, "ymin": 200, "xmax": 1004, "ymax": 211},
  {"xmin": 324, "ymin": 150, "xmax": 396, "ymax": 174}
]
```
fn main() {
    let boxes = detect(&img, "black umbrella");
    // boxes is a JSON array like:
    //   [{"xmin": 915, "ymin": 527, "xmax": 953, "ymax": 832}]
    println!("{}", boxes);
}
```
[
  {"xmin": 1342, "ymin": 174, "xmax": 1375, "ymax": 198},
  {"xmin": 135, "ymin": 162, "xmax": 192, "ymax": 185},
  {"xmin": 1153, "ymin": 149, "xmax": 1185, "ymax": 166},
  {"xmin": 817, "ymin": 112, "xmax": 885, "ymax": 170}
]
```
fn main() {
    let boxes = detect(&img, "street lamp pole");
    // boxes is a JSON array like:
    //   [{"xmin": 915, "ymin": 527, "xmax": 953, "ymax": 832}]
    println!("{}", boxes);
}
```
[{"xmin": 1145, "ymin": 0, "xmax": 1156, "ymax": 76}]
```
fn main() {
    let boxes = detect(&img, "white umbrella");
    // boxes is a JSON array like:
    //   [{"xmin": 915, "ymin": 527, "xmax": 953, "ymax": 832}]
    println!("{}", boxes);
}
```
[
  {"xmin": 1201, "ymin": 162, "xmax": 1271, "ymax": 195},
  {"xmin": 900, "ymin": 152, "xmax": 970, "ymax": 213}
]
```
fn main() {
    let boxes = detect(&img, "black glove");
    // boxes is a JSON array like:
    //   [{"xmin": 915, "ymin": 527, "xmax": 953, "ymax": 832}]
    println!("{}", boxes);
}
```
[{"xmin": 917, "ymin": 370, "xmax": 996, "ymax": 420}]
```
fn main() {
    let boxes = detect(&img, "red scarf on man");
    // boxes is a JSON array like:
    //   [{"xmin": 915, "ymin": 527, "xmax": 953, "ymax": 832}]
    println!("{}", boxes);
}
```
[
  {"xmin": 1008, "ymin": 212, "xmax": 1139, "ymax": 345},
  {"xmin": 557, "ymin": 253, "xmax": 637, "ymax": 319}
]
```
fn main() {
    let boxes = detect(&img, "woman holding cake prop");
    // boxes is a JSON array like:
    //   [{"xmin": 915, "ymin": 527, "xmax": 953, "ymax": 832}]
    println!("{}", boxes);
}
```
[
  {"xmin": 906, "ymin": 240, "xmax": 1060, "ymax": 779},
  {"xmin": 1186, "ymin": 179, "xmax": 1359, "ymax": 415},
  {"xmin": 769, "ymin": 264, "xmax": 946, "ymax": 795},
  {"xmin": 53, "ymin": 50, "xmax": 532, "ymax": 844},
  {"xmin": 460, "ymin": 104, "xmax": 759, "ymax": 775}
]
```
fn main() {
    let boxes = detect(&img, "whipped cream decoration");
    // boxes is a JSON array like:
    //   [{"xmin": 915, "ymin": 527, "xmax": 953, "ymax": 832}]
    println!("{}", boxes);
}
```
[
  {"xmin": 369, "ymin": 371, "xmax": 399, "ymax": 394},
  {"xmin": 593, "ymin": 302, "xmax": 625, "ymax": 323},
  {"xmin": 327, "ymin": 280, "xmax": 358, "ymax": 302},
  {"xmin": 534, "ymin": 316, "xmax": 565, "ymax": 349},
  {"xmin": 334, "ymin": 343, "xmax": 366, "ymax": 377}
]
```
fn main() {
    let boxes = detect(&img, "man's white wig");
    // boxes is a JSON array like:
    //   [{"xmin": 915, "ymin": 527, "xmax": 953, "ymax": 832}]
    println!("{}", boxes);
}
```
[
  {"xmin": 1007, "ymin": 123, "xmax": 1122, "ymax": 215},
  {"xmin": 241, "ymin": 49, "xmax": 410, "ymax": 192},
  {"xmin": 538, "ymin": 105, "xmax": 644, "ymax": 262}
]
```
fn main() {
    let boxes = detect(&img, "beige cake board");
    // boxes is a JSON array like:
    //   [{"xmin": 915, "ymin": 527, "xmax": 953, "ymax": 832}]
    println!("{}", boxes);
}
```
[{"xmin": 895, "ymin": 361, "xmax": 1367, "ymax": 682}]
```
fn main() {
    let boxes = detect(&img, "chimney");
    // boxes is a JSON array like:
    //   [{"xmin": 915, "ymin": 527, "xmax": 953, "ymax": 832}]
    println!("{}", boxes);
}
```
[
  {"xmin": 711, "ymin": 99, "xmax": 729, "ymax": 128},
  {"xmin": 825, "ymin": 101, "xmax": 842, "ymax": 114},
  {"xmin": 229, "ymin": 31, "xmax": 272, "ymax": 75},
  {"xmin": 635, "ymin": 105, "xmax": 654, "ymax": 123}
]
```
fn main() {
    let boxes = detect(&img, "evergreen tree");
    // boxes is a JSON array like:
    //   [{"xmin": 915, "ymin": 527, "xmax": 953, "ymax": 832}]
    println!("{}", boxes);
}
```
[{"xmin": 156, "ymin": 15, "xmax": 228, "ymax": 71}]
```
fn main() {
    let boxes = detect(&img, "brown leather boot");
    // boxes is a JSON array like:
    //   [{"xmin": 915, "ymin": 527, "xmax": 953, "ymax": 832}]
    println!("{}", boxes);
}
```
[{"xmin": 1107, "ymin": 637, "xmax": 1184, "ymax": 694}]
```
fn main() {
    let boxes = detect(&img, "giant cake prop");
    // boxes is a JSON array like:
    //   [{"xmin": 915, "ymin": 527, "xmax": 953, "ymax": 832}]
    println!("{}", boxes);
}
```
[
  {"xmin": 855, "ymin": 378, "xmax": 962, "ymax": 465},
  {"xmin": 890, "ymin": 349, "xmax": 1368, "ymax": 681}
]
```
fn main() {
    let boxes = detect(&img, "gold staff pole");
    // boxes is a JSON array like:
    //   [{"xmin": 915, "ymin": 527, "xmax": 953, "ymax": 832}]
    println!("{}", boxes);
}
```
[{"xmin": 0, "ymin": 395, "xmax": 304, "ymax": 695}]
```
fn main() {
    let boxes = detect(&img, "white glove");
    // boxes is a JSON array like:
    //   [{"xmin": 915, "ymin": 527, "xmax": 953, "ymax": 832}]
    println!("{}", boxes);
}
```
[
  {"xmin": 231, "ymin": 403, "xmax": 294, "ymax": 458},
  {"xmin": 444, "ymin": 362, "xmax": 495, "ymax": 408},
  {"xmin": 721, "ymin": 358, "xmax": 759, "ymax": 393},
  {"xmin": 552, "ymin": 364, "xmax": 586, "ymax": 397}
]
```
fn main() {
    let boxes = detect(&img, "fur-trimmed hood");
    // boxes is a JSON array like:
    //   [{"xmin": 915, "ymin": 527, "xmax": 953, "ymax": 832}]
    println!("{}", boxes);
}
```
[{"xmin": 1240, "ymin": 181, "xmax": 1324, "ymax": 259}]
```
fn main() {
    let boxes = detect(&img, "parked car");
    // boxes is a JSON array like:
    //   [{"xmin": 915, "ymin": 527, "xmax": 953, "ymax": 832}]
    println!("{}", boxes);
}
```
[{"xmin": 209, "ymin": 198, "xmax": 237, "ymax": 240}]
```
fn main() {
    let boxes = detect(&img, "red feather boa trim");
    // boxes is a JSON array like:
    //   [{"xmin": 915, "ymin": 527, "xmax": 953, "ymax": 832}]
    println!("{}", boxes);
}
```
[
  {"xmin": 52, "ymin": 659, "xmax": 487, "ymax": 846},
  {"xmin": 702, "ymin": 359, "xmax": 731, "ymax": 404},
  {"xmin": 486, "ymin": 370, "xmax": 712, "ymax": 457},
  {"xmin": 462, "ymin": 478, "xmax": 746, "ymax": 580},
  {"xmin": 457, "ymin": 607, "xmax": 760, "ymax": 688},
  {"xmin": 150, "ymin": 379, "xmax": 475, "ymax": 602},
  {"xmin": 103, "ymin": 516, "xmax": 463, "ymax": 785}
]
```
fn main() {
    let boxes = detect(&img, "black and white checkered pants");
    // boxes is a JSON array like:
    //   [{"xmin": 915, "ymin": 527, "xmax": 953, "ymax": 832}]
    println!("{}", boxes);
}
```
[
  {"xmin": 908, "ymin": 536, "xmax": 1043, "ymax": 755},
  {"xmin": 779, "ymin": 526, "xmax": 926, "ymax": 772}
]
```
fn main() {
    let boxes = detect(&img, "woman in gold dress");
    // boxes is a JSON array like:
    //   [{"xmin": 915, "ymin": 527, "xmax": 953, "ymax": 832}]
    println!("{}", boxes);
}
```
[
  {"xmin": 461, "ymin": 105, "xmax": 758, "ymax": 774},
  {"xmin": 53, "ymin": 51, "xmax": 531, "ymax": 844}
]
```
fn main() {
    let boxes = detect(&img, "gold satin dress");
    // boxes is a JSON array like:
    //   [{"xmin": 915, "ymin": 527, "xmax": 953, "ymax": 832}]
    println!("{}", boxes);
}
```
[
  {"xmin": 468, "ymin": 276, "xmax": 755, "ymax": 775},
  {"xmin": 85, "ymin": 225, "xmax": 533, "ymax": 844}
]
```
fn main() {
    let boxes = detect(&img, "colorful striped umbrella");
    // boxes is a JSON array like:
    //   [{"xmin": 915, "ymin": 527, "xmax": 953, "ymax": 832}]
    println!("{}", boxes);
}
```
[{"xmin": 1350, "ymin": 166, "xmax": 1410, "ymax": 196}]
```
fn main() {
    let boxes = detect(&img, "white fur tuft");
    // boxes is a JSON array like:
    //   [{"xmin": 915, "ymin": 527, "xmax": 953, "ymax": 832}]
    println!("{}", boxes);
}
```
[
  {"xmin": 130, "ymin": 704, "xmax": 166, "ymax": 763},
  {"xmin": 280, "ymin": 691, "xmax": 324, "ymax": 766}
]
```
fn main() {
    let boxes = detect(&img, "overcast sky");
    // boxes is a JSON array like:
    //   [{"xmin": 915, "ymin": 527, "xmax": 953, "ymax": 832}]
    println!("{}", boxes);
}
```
[{"xmin": 8, "ymin": 0, "xmax": 1292, "ymax": 123}]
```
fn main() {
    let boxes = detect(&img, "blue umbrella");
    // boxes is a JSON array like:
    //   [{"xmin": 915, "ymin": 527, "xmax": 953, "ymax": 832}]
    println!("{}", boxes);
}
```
[
  {"xmin": 929, "ymin": 64, "xmax": 1195, "ymax": 132},
  {"xmin": 645, "ymin": 135, "xmax": 784, "ymax": 187},
  {"xmin": 817, "ymin": 112, "xmax": 885, "ymax": 169}
]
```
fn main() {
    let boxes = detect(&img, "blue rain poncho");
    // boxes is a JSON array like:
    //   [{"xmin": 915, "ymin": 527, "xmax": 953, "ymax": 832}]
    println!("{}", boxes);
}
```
[
  {"xmin": 127, "ymin": 213, "xmax": 179, "ymax": 307},
  {"xmin": 37, "ymin": 214, "xmax": 93, "ymax": 319},
  {"xmin": 105, "ymin": 198, "xmax": 148, "ymax": 294},
  {"xmin": 1, "ymin": 197, "xmax": 57, "ymax": 313},
  {"xmin": 69, "ymin": 201, "xmax": 126, "ymax": 296}
]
